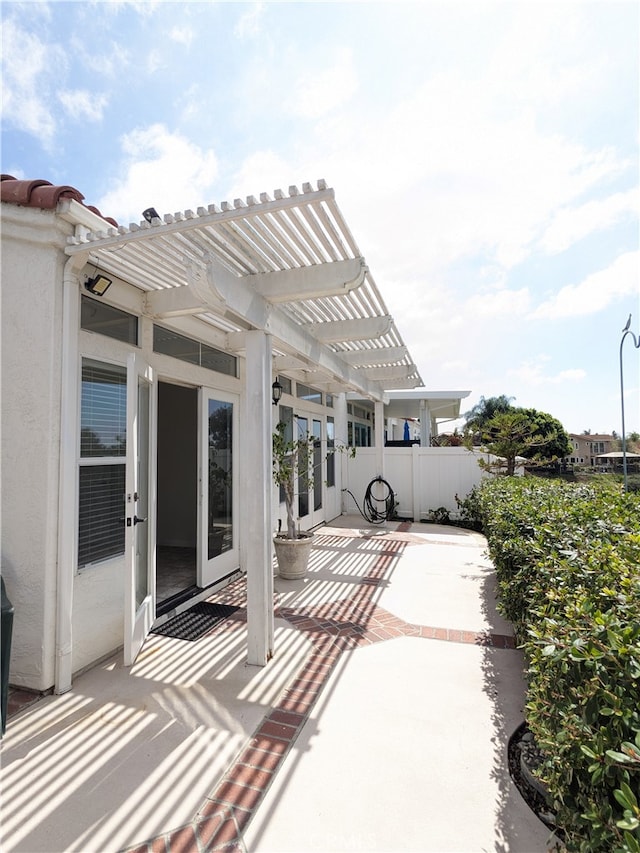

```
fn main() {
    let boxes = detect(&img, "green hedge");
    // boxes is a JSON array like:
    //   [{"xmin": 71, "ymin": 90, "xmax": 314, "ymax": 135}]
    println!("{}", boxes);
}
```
[{"xmin": 460, "ymin": 478, "xmax": 640, "ymax": 852}]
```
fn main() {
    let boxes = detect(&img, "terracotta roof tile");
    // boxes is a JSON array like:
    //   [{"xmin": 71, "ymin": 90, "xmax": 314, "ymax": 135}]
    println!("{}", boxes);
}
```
[{"xmin": 1, "ymin": 174, "xmax": 117, "ymax": 226}]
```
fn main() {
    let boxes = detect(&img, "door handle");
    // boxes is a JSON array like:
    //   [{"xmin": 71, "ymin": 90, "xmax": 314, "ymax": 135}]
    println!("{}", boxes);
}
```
[{"xmin": 133, "ymin": 515, "xmax": 147, "ymax": 525}]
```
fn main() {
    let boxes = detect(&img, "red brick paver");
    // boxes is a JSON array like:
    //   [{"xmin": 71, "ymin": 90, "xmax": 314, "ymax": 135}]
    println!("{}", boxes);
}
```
[{"xmin": 24, "ymin": 527, "xmax": 517, "ymax": 853}]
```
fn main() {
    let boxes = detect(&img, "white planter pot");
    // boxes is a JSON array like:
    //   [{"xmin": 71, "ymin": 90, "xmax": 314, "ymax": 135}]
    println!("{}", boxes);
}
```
[{"xmin": 273, "ymin": 532, "xmax": 314, "ymax": 579}]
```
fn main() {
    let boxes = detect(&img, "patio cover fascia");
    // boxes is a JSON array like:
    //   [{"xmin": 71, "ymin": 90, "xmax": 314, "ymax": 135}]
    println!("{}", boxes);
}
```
[
  {"xmin": 383, "ymin": 390, "xmax": 471, "ymax": 422},
  {"xmin": 349, "ymin": 390, "xmax": 471, "ymax": 421},
  {"xmin": 63, "ymin": 180, "xmax": 423, "ymax": 401}
]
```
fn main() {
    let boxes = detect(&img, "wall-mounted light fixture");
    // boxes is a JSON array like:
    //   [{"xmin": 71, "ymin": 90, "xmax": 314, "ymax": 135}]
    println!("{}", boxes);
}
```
[
  {"xmin": 142, "ymin": 207, "xmax": 160, "ymax": 223},
  {"xmin": 272, "ymin": 379, "xmax": 283, "ymax": 406},
  {"xmin": 85, "ymin": 274, "xmax": 113, "ymax": 297}
]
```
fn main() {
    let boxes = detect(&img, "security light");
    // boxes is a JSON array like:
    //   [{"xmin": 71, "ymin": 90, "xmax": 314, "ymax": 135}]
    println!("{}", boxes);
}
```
[{"xmin": 84, "ymin": 274, "xmax": 113, "ymax": 297}]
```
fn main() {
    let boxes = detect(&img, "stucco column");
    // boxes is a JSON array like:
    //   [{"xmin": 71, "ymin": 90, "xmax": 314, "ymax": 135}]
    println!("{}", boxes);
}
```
[{"xmin": 243, "ymin": 330, "xmax": 274, "ymax": 666}]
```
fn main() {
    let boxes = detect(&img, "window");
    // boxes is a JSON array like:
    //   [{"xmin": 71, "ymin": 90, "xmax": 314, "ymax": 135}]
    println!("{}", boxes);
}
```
[
  {"xmin": 277, "ymin": 376, "xmax": 292, "ymax": 396},
  {"xmin": 153, "ymin": 325, "xmax": 237, "ymax": 377},
  {"xmin": 349, "ymin": 419, "xmax": 370, "ymax": 447},
  {"xmin": 78, "ymin": 359, "xmax": 126, "ymax": 568},
  {"xmin": 296, "ymin": 382, "xmax": 322, "ymax": 404},
  {"xmin": 81, "ymin": 296, "xmax": 138, "ymax": 345}
]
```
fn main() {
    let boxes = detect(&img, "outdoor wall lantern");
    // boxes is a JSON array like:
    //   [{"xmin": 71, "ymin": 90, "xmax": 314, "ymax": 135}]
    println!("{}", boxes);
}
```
[
  {"xmin": 272, "ymin": 379, "xmax": 283, "ymax": 406},
  {"xmin": 84, "ymin": 274, "xmax": 113, "ymax": 297},
  {"xmin": 142, "ymin": 207, "xmax": 160, "ymax": 223}
]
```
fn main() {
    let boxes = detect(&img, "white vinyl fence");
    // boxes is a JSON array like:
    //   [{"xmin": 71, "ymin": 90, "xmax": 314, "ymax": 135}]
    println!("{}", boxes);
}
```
[{"xmin": 341, "ymin": 446, "xmax": 500, "ymax": 521}]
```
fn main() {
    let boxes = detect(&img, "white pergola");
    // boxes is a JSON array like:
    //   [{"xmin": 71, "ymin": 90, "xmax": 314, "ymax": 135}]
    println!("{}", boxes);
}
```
[
  {"xmin": 63, "ymin": 179, "xmax": 424, "ymax": 667},
  {"xmin": 64, "ymin": 179, "xmax": 423, "ymax": 398}
]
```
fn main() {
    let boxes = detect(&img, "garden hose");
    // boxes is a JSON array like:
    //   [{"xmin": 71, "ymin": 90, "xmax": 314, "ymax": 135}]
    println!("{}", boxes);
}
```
[{"xmin": 343, "ymin": 476, "xmax": 397, "ymax": 524}]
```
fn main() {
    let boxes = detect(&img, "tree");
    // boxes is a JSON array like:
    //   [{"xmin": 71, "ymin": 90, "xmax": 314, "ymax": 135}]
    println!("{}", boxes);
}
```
[
  {"xmin": 516, "ymin": 408, "xmax": 571, "ymax": 461},
  {"xmin": 463, "ymin": 395, "xmax": 572, "ymax": 474},
  {"xmin": 466, "ymin": 411, "xmax": 551, "ymax": 475},
  {"xmin": 463, "ymin": 394, "xmax": 515, "ymax": 431}
]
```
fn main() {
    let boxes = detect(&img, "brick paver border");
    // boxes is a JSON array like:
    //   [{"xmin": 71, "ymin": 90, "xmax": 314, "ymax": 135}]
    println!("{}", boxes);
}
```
[{"xmin": 123, "ymin": 532, "xmax": 518, "ymax": 853}]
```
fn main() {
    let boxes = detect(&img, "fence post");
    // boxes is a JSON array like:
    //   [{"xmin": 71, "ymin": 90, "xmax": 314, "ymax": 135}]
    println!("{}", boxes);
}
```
[{"xmin": 412, "ymin": 443, "xmax": 421, "ymax": 522}]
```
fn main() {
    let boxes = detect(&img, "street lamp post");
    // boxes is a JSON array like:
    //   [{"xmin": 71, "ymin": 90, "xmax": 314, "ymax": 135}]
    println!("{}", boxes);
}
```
[{"xmin": 619, "ymin": 314, "xmax": 640, "ymax": 493}]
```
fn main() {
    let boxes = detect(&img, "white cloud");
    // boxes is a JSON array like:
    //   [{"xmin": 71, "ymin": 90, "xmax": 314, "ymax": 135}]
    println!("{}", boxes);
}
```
[
  {"xmin": 146, "ymin": 48, "xmax": 163, "ymax": 74},
  {"xmin": 225, "ymin": 150, "xmax": 295, "ymax": 204},
  {"xmin": 286, "ymin": 48, "xmax": 358, "ymax": 119},
  {"xmin": 540, "ymin": 189, "xmax": 639, "ymax": 254},
  {"xmin": 289, "ymin": 68, "xmax": 628, "ymax": 292},
  {"xmin": 465, "ymin": 287, "xmax": 531, "ymax": 318},
  {"xmin": 531, "ymin": 252, "xmax": 639, "ymax": 320},
  {"xmin": 68, "ymin": 35, "xmax": 131, "ymax": 78},
  {"xmin": 508, "ymin": 358, "xmax": 587, "ymax": 386},
  {"xmin": 169, "ymin": 26, "xmax": 193, "ymax": 47},
  {"xmin": 234, "ymin": 2, "xmax": 265, "ymax": 40},
  {"xmin": 97, "ymin": 124, "xmax": 219, "ymax": 225},
  {"xmin": 58, "ymin": 90, "xmax": 108, "ymax": 122},
  {"xmin": 0, "ymin": 17, "xmax": 63, "ymax": 142},
  {"xmin": 99, "ymin": 1, "xmax": 160, "ymax": 18}
]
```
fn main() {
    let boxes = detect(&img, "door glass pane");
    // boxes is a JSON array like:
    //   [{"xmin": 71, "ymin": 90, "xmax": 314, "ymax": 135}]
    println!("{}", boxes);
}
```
[
  {"xmin": 313, "ymin": 419, "xmax": 322, "ymax": 512},
  {"xmin": 327, "ymin": 417, "xmax": 335, "ymax": 487},
  {"xmin": 135, "ymin": 381, "xmax": 149, "ymax": 608},
  {"xmin": 277, "ymin": 406, "xmax": 293, "ymax": 505},
  {"xmin": 208, "ymin": 399, "xmax": 233, "ymax": 559},
  {"xmin": 297, "ymin": 416, "xmax": 309, "ymax": 520}
]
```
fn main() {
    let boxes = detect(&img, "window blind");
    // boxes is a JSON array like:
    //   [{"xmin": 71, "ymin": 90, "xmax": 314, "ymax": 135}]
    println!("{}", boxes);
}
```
[{"xmin": 78, "ymin": 359, "xmax": 127, "ymax": 568}]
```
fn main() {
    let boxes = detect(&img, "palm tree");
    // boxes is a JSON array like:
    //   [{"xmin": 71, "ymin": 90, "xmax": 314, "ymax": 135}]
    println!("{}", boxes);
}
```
[{"xmin": 464, "ymin": 395, "xmax": 515, "ymax": 435}]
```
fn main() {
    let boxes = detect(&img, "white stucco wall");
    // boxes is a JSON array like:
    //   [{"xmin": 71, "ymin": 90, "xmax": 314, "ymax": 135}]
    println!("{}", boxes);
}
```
[{"xmin": 1, "ymin": 206, "xmax": 70, "ymax": 690}]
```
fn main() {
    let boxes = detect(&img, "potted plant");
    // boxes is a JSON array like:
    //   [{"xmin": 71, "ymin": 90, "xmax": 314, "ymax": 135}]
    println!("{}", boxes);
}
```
[
  {"xmin": 272, "ymin": 421, "xmax": 315, "ymax": 579},
  {"xmin": 272, "ymin": 420, "xmax": 354, "ymax": 579}
]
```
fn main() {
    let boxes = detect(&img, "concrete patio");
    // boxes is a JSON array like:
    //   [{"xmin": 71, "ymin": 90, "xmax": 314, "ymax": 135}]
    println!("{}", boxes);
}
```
[{"xmin": 1, "ymin": 518, "xmax": 551, "ymax": 852}]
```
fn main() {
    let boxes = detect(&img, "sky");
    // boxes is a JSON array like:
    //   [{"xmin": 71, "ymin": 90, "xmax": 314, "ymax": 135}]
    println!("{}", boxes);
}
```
[{"xmin": 2, "ymin": 0, "xmax": 639, "ymax": 435}]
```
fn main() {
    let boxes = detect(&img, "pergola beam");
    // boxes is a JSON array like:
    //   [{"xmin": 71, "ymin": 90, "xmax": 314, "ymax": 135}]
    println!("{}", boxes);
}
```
[
  {"xmin": 309, "ymin": 316, "xmax": 392, "ymax": 343},
  {"xmin": 339, "ymin": 346, "xmax": 408, "ymax": 366},
  {"xmin": 358, "ymin": 365, "xmax": 415, "ymax": 381},
  {"xmin": 250, "ymin": 258, "xmax": 366, "ymax": 302}
]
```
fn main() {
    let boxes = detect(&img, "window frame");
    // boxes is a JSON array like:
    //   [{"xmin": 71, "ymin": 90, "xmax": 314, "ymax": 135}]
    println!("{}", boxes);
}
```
[{"xmin": 77, "ymin": 356, "xmax": 128, "ymax": 570}]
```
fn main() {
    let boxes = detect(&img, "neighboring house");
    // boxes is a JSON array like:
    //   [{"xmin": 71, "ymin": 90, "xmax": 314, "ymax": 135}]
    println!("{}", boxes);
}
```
[
  {"xmin": 1, "ymin": 175, "xmax": 429, "ymax": 695},
  {"xmin": 565, "ymin": 434, "xmax": 617, "ymax": 468}
]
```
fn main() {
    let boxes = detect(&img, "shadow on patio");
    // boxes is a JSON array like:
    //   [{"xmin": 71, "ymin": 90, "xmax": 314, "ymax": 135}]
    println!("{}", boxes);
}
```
[{"xmin": 1, "ymin": 518, "xmax": 551, "ymax": 853}]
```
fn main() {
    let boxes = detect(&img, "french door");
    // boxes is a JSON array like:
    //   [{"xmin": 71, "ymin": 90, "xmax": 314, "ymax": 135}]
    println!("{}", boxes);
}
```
[
  {"xmin": 310, "ymin": 418, "xmax": 325, "ymax": 527},
  {"xmin": 295, "ymin": 414, "xmax": 325, "ymax": 530},
  {"xmin": 124, "ymin": 353, "xmax": 156, "ymax": 666},
  {"xmin": 198, "ymin": 388, "xmax": 239, "ymax": 586}
]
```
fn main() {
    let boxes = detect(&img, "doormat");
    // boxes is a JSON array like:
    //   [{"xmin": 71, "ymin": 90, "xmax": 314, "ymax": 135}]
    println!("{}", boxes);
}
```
[{"xmin": 151, "ymin": 601, "xmax": 240, "ymax": 642}]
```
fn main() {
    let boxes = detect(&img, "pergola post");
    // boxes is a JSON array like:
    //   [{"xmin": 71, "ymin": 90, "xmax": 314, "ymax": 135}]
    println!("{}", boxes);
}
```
[
  {"xmin": 420, "ymin": 399, "xmax": 430, "ymax": 446},
  {"xmin": 374, "ymin": 400, "xmax": 385, "ymax": 475},
  {"xmin": 243, "ymin": 330, "xmax": 274, "ymax": 665}
]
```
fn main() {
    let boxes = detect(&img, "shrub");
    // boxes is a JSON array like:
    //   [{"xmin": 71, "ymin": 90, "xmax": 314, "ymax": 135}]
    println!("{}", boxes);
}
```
[{"xmin": 473, "ymin": 478, "xmax": 640, "ymax": 852}]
